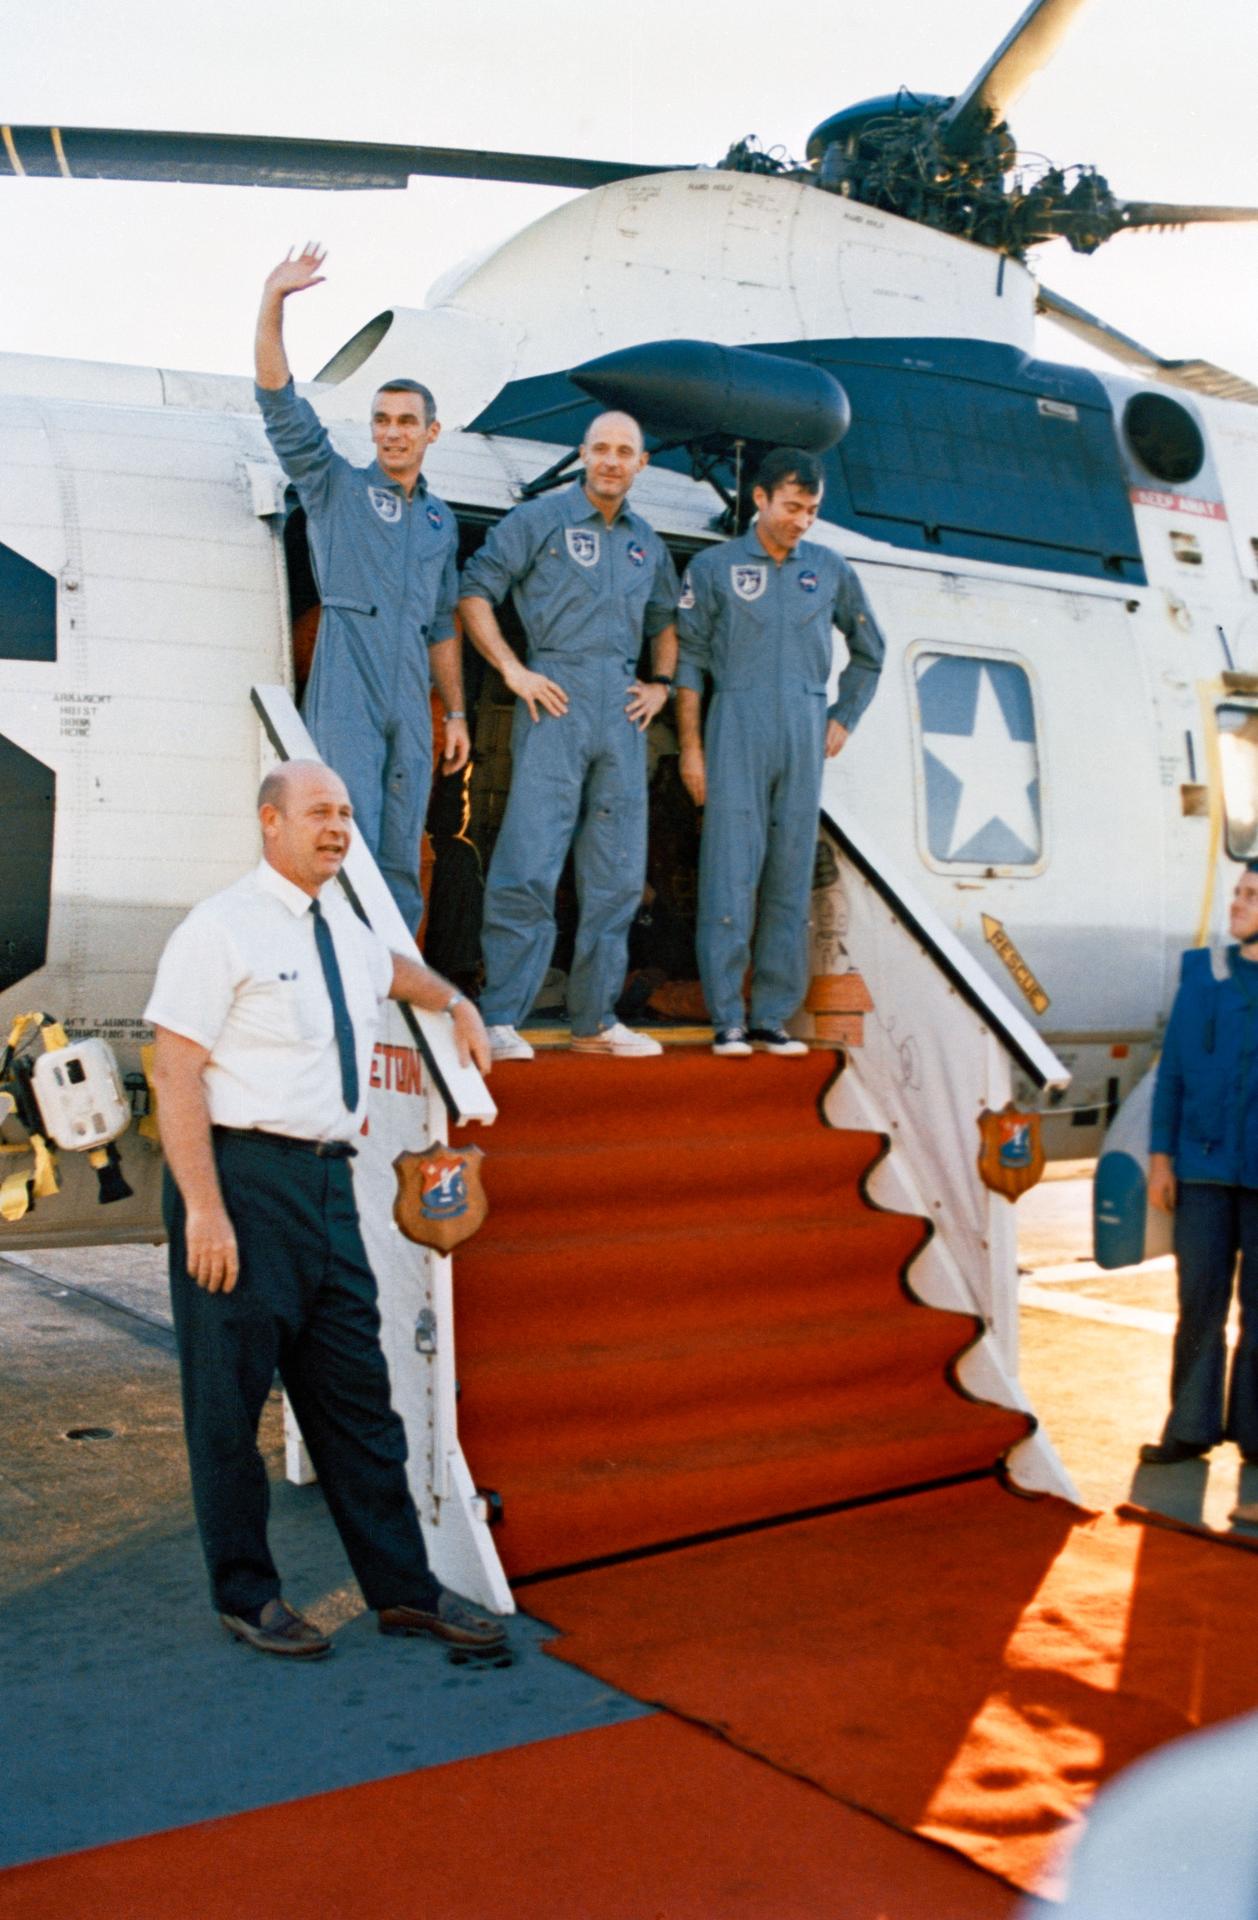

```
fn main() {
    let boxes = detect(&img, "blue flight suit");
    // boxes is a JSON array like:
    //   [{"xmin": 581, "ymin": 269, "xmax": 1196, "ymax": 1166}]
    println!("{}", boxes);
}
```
[
  {"xmin": 676, "ymin": 528, "xmax": 885, "ymax": 1029},
  {"xmin": 255, "ymin": 381, "xmax": 459, "ymax": 929},
  {"xmin": 462, "ymin": 482, "xmax": 678, "ymax": 1035},
  {"xmin": 1149, "ymin": 944, "xmax": 1258, "ymax": 1454}
]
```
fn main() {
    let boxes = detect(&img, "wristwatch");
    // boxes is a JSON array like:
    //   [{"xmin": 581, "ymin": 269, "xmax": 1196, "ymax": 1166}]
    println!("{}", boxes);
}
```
[
  {"xmin": 649, "ymin": 674, "xmax": 674, "ymax": 690},
  {"xmin": 444, "ymin": 991, "xmax": 464, "ymax": 1014}
]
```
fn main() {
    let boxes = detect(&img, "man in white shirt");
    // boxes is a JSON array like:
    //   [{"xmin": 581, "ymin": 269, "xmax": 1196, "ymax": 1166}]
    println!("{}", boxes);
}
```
[{"xmin": 146, "ymin": 759, "xmax": 502, "ymax": 1659}]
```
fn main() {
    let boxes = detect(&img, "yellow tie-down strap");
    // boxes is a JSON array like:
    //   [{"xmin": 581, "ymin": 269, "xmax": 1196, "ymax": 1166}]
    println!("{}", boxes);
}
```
[
  {"xmin": 0, "ymin": 1011, "xmax": 69, "ymax": 1222},
  {"xmin": 5, "ymin": 1011, "xmax": 68, "ymax": 1055},
  {"xmin": 0, "ymin": 1132, "xmax": 60, "ymax": 1223}
]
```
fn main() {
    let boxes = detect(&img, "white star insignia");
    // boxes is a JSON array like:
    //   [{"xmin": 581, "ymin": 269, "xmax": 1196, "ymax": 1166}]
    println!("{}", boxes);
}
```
[{"xmin": 923, "ymin": 667, "xmax": 1040, "ymax": 861}]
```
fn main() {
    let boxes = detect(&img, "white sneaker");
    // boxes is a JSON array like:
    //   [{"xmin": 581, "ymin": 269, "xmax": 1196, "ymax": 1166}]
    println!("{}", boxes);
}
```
[
  {"xmin": 570, "ymin": 1022, "xmax": 663, "ymax": 1057},
  {"xmin": 486, "ymin": 1024, "xmax": 535, "ymax": 1061}
]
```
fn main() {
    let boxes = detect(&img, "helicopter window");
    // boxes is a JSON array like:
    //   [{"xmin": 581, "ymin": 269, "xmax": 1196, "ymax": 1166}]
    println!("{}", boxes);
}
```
[
  {"xmin": 913, "ymin": 651, "xmax": 1043, "ymax": 872},
  {"xmin": 1122, "ymin": 393, "xmax": 1205, "ymax": 487},
  {"xmin": 0, "ymin": 541, "xmax": 57, "ymax": 663},
  {"xmin": 1216, "ymin": 704, "xmax": 1258, "ymax": 862},
  {"xmin": 813, "ymin": 342, "xmax": 1144, "ymax": 584}
]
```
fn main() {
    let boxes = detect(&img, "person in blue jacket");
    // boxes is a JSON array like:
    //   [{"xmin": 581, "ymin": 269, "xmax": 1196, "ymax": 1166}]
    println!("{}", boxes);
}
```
[
  {"xmin": 675, "ymin": 448, "xmax": 885, "ymax": 1056},
  {"xmin": 1143, "ymin": 864, "xmax": 1258, "ymax": 1464},
  {"xmin": 458, "ymin": 412, "xmax": 679, "ymax": 1060},
  {"xmin": 254, "ymin": 244, "xmax": 468, "ymax": 933}
]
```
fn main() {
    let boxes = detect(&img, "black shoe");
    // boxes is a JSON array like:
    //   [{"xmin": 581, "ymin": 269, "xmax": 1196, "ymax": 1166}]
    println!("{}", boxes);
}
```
[
  {"xmin": 378, "ymin": 1589, "xmax": 507, "ymax": 1650},
  {"xmin": 712, "ymin": 1026, "xmax": 752, "ymax": 1057},
  {"xmin": 748, "ymin": 1024, "xmax": 808, "ymax": 1056},
  {"xmin": 1139, "ymin": 1438, "xmax": 1210, "ymax": 1466},
  {"xmin": 220, "ymin": 1597, "xmax": 332, "ymax": 1659}
]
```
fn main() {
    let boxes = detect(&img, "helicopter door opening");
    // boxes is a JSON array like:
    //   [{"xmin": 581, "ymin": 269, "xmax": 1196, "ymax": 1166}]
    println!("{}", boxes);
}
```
[
  {"xmin": 277, "ymin": 502, "xmax": 708, "ymax": 1020},
  {"xmin": 455, "ymin": 515, "xmax": 706, "ymax": 1023},
  {"xmin": 1216, "ymin": 702, "xmax": 1258, "ymax": 861},
  {"xmin": 0, "ymin": 737, "xmax": 55, "ymax": 996},
  {"xmin": 281, "ymin": 501, "xmax": 321, "ymax": 700}
]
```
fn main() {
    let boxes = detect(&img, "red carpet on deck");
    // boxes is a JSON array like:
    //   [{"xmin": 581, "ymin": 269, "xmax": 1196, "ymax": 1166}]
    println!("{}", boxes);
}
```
[
  {"xmin": 529, "ymin": 1477, "xmax": 1258, "ymax": 1896},
  {"xmin": 0, "ymin": 1716, "xmax": 1021, "ymax": 1920},
  {"xmin": 452, "ymin": 1052, "xmax": 1029, "ymax": 1576}
]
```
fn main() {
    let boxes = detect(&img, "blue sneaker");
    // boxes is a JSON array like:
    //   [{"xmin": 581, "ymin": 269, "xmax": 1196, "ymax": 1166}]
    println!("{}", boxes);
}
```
[
  {"xmin": 712, "ymin": 1026, "xmax": 752, "ymax": 1057},
  {"xmin": 748, "ymin": 1025, "xmax": 808, "ymax": 1056}
]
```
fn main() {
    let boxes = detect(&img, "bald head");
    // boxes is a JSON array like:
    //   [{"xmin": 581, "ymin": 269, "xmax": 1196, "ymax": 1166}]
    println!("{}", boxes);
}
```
[
  {"xmin": 582, "ymin": 410, "xmax": 644, "ymax": 455},
  {"xmin": 580, "ymin": 411, "xmax": 648, "ymax": 518},
  {"xmin": 258, "ymin": 760, "xmax": 354, "ymax": 896},
  {"xmin": 257, "ymin": 759, "xmax": 348, "ymax": 815}
]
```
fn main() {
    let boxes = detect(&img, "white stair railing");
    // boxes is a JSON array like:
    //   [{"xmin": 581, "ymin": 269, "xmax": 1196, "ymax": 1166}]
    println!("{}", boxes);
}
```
[
  {"xmin": 805, "ymin": 805, "xmax": 1078, "ymax": 1500},
  {"xmin": 252, "ymin": 684, "xmax": 511, "ymax": 1614}
]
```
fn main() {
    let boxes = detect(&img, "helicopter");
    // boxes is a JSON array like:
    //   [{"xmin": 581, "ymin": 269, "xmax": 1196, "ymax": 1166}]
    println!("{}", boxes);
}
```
[{"xmin": 3, "ymin": 0, "xmax": 1258, "ymax": 1256}]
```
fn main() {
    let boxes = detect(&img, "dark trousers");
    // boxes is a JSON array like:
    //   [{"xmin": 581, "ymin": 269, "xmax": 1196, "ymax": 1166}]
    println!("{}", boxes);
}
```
[
  {"xmin": 164, "ymin": 1132, "xmax": 440, "ymax": 1616},
  {"xmin": 1164, "ymin": 1181, "xmax": 1258, "ymax": 1454}
]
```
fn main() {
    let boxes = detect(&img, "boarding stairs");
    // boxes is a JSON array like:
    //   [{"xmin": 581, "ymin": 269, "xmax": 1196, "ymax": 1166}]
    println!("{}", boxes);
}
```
[{"xmin": 254, "ymin": 686, "xmax": 1072, "ymax": 1611}]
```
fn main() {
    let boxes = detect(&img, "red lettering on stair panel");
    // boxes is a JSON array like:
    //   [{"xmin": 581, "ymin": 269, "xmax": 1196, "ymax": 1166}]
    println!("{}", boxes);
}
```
[{"xmin": 369, "ymin": 1043, "xmax": 425, "ymax": 1097}]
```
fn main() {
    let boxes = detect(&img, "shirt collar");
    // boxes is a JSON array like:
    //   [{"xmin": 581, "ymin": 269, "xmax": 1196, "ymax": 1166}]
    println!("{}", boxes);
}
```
[
  {"xmin": 564, "ymin": 479, "xmax": 633, "ymax": 531},
  {"xmin": 364, "ymin": 461, "xmax": 428, "ymax": 498},
  {"xmin": 741, "ymin": 522, "xmax": 802, "ymax": 568},
  {"xmin": 736, "ymin": 526, "xmax": 762, "ymax": 559},
  {"xmin": 255, "ymin": 857, "xmax": 322, "ymax": 919}
]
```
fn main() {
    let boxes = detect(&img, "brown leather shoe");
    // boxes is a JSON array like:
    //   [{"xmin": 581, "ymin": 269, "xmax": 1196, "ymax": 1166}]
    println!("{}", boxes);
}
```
[
  {"xmin": 220, "ymin": 1597, "xmax": 332, "ymax": 1659},
  {"xmin": 378, "ymin": 1590, "xmax": 507, "ymax": 1649}
]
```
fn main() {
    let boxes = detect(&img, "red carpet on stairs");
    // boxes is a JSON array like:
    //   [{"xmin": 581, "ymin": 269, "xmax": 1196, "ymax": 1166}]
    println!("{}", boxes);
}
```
[{"xmin": 452, "ymin": 1051, "xmax": 1029, "ymax": 1577}]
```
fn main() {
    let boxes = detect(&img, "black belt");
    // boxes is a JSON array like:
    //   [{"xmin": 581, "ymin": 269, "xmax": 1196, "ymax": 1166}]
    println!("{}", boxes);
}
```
[{"xmin": 212, "ymin": 1125, "xmax": 357, "ymax": 1160}]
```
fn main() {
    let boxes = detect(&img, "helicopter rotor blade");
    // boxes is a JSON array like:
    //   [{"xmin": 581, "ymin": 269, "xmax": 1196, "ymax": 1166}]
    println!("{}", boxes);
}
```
[
  {"xmin": 938, "ymin": 0, "xmax": 1093, "ymax": 151},
  {"xmin": 1110, "ymin": 199, "xmax": 1258, "ymax": 234},
  {"xmin": 1026, "ymin": 194, "xmax": 1258, "ymax": 255},
  {"xmin": 1036, "ymin": 284, "xmax": 1258, "ymax": 406},
  {"xmin": 0, "ymin": 124, "xmax": 679, "ymax": 192}
]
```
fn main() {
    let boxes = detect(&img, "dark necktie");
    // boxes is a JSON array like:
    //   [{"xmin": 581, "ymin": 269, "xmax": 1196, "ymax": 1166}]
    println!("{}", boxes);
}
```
[{"xmin": 309, "ymin": 898, "xmax": 360, "ymax": 1112}]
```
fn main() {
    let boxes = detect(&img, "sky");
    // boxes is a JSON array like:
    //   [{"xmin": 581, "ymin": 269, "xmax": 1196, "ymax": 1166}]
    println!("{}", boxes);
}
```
[{"xmin": 3, "ymin": 0, "xmax": 1256, "ymax": 395}]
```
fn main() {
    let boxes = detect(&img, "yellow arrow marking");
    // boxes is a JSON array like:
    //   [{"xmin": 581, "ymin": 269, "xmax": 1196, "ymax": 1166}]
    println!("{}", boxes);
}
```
[{"xmin": 981, "ymin": 914, "xmax": 1050, "ymax": 1016}]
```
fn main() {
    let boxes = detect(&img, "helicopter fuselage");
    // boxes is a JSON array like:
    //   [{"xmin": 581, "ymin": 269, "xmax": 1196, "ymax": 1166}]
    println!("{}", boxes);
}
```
[{"xmin": 2, "ymin": 171, "xmax": 1255, "ymax": 1245}]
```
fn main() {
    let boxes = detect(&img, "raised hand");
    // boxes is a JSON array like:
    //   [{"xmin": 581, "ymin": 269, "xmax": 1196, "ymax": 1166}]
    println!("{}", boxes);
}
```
[
  {"xmin": 263, "ymin": 242, "xmax": 328, "ymax": 301},
  {"xmin": 256, "ymin": 244, "xmax": 327, "ymax": 387}
]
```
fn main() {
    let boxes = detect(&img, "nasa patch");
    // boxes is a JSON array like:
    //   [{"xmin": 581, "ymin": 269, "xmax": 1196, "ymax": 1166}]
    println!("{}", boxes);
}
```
[
  {"xmin": 626, "ymin": 541, "xmax": 647, "ymax": 568},
  {"xmin": 731, "ymin": 563, "xmax": 767, "ymax": 603},
  {"xmin": 678, "ymin": 574, "xmax": 696, "ymax": 611},
  {"xmin": 426, "ymin": 504, "xmax": 444, "ymax": 530},
  {"xmin": 565, "ymin": 527, "xmax": 601, "ymax": 568},
  {"xmin": 798, "ymin": 570, "xmax": 819, "ymax": 594},
  {"xmin": 368, "ymin": 486, "xmax": 402, "ymax": 525}
]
